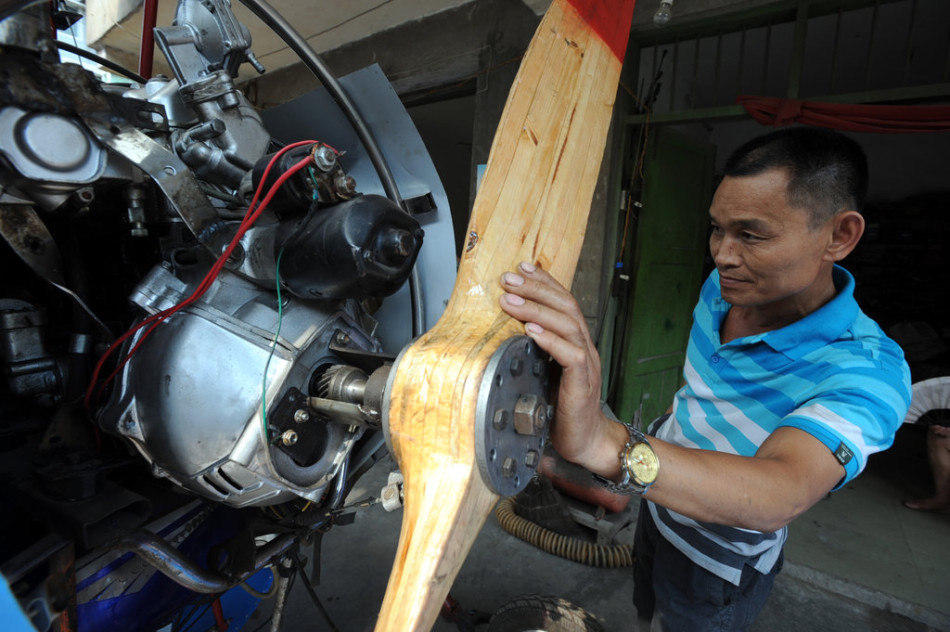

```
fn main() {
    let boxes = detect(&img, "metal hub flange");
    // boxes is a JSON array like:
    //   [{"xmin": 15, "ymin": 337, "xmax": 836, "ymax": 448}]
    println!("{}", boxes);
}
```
[{"xmin": 474, "ymin": 336, "xmax": 554, "ymax": 496}]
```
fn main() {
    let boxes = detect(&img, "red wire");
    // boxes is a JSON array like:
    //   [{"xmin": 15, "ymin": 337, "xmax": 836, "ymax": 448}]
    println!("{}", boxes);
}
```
[
  {"xmin": 212, "ymin": 597, "xmax": 229, "ymax": 631},
  {"xmin": 84, "ymin": 142, "xmax": 319, "ymax": 410}
]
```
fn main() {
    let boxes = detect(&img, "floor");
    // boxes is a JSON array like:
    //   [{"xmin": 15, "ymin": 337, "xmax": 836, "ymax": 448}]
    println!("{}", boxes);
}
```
[{"xmin": 246, "ymin": 422, "xmax": 950, "ymax": 631}]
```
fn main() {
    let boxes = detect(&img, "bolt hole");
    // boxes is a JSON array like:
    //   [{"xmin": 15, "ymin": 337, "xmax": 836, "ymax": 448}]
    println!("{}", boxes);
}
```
[
  {"xmin": 524, "ymin": 342, "xmax": 531, "ymax": 355},
  {"xmin": 495, "ymin": 374, "xmax": 503, "ymax": 387},
  {"xmin": 489, "ymin": 449, "xmax": 496, "ymax": 462},
  {"xmin": 514, "ymin": 476, "xmax": 520, "ymax": 487}
]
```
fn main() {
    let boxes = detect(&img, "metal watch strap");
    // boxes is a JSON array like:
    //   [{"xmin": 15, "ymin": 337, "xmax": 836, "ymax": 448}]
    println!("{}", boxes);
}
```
[{"xmin": 592, "ymin": 423, "xmax": 651, "ymax": 496}]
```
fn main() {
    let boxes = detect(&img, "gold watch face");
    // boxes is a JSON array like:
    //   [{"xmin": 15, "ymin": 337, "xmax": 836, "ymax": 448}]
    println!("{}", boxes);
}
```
[{"xmin": 624, "ymin": 442, "xmax": 659, "ymax": 486}]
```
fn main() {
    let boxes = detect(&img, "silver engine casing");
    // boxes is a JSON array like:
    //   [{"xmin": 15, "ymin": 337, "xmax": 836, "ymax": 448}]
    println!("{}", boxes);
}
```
[{"xmin": 100, "ymin": 264, "xmax": 379, "ymax": 507}]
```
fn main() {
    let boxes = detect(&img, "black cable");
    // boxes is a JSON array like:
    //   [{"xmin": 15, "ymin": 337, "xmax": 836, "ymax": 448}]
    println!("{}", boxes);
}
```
[
  {"xmin": 291, "ymin": 552, "xmax": 340, "ymax": 632},
  {"xmin": 54, "ymin": 40, "xmax": 148, "ymax": 83},
  {"xmin": 237, "ymin": 0, "xmax": 425, "ymax": 338}
]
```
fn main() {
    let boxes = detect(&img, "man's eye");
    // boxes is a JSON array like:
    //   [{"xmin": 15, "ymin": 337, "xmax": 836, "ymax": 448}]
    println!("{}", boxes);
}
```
[
  {"xmin": 740, "ymin": 231, "xmax": 761, "ymax": 241},
  {"xmin": 710, "ymin": 225, "xmax": 723, "ymax": 235}
]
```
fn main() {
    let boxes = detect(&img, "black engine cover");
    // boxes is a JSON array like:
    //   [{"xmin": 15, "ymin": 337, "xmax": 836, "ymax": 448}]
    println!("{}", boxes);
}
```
[{"xmin": 277, "ymin": 195, "xmax": 424, "ymax": 299}]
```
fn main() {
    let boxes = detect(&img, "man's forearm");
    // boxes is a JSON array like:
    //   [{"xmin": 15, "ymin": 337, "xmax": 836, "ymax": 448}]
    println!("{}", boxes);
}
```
[{"xmin": 564, "ymin": 422, "xmax": 844, "ymax": 533}]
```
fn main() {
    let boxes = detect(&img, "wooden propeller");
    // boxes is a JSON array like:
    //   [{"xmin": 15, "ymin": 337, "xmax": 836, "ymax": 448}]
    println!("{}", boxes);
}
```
[{"xmin": 377, "ymin": 1, "xmax": 636, "ymax": 629}]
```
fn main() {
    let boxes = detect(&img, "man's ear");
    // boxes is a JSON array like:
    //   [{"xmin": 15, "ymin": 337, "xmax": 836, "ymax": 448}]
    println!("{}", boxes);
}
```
[{"xmin": 825, "ymin": 210, "xmax": 865, "ymax": 262}]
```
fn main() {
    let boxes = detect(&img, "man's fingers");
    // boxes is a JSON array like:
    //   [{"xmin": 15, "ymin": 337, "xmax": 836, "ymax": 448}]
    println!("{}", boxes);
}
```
[
  {"xmin": 501, "ymin": 265, "xmax": 580, "ymax": 317},
  {"xmin": 518, "ymin": 321, "xmax": 587, "ymax": 367},
  {"xmin": 500, "ymin": 291, "xmax": 588, "ymax": 350}
]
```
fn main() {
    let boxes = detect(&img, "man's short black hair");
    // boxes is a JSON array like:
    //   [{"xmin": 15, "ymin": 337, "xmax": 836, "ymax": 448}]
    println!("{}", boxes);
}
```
[{"xmin": 723, "ymin": 127, "xmax": 868, "ymax": 228}]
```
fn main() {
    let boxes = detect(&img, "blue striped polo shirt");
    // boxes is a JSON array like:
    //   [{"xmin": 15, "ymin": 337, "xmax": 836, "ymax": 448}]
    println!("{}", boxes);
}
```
[{"xmin": 649, "ymin": 265, "xmax": 911, "ymax": 585}]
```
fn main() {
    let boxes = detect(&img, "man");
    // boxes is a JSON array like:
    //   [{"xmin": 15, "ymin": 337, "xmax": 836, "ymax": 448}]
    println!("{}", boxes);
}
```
[{"xmin": 498, "ymin": 127, "xmax": 911, "ymax": 631}]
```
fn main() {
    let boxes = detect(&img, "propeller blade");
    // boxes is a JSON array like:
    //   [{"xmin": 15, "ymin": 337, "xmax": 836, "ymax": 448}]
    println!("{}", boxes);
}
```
[{"xmin": 377, "ymin": 2, "xmax": 637, "ymax": 629}]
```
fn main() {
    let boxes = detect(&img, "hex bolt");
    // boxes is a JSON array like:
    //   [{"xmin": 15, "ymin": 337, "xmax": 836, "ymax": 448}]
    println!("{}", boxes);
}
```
[
  {"xmin": 493, "ymin": 409, "xmax": 509, "ymax": 431},
  {"xmin": 501, "ymin": 457, "xmax": 517, "ymax": 478},
  {"xmin": 334, "ymin": 331, "xmax": 351, "ymax": 346},
  {"xmin": 293, "ymin": 409, "xmax": 311, "ymax": 424},
  {"xmin": 525, "ymin": 450, "xmax": 540, "ymax": 468},
  {"xmin": 532, "ymin": 359, "xmax": 545, "ymax": 376},
  {"xmin": 280, "ymin": 430, "xmax": 298, "ymax": 446},
  {"xmin": 509, "ymin": 357, "xmax": 524, "ymax": 376},
  {"xmin": 514, "ymin": 394, "xmax": 544, "ymax": 435},
  {"xmin": 313, "ymin": 145, "xmax": 337, "ymax": 171},
  {"xmin": 534, "ymin": 405, "xmax": 547, "ymax": 431}
]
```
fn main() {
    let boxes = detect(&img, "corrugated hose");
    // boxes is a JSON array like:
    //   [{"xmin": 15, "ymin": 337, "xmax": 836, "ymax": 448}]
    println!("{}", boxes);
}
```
[{"xmin": 495, "ymin": 497, "xmax": 635, "ymax": 568}]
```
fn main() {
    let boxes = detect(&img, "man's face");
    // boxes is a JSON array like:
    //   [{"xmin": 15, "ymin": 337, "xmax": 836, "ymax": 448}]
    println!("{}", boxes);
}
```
[{"xmin": 708, "ymin": 169, "xmax": 836, "ymax": 314}]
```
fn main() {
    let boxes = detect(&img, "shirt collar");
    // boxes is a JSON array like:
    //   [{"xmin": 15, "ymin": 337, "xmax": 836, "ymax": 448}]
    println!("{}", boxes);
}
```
[{"xmin": 712, "ymin": 266, "xmax": 859, "ymax": 359}]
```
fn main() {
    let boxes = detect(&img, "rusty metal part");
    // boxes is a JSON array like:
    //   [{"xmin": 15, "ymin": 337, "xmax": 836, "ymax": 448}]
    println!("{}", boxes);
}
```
[
  {"xmin": 0, "ymin": 204, "xmax": 113, "ymax": 338},
  {"xmin": 79, "ymin": 119, "xmax": 231, "ymax": 254}
]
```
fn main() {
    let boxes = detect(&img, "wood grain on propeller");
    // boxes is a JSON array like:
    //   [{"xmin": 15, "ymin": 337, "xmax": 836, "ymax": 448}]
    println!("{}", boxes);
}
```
[{"xmin": 377, "ymin": 1, "xmax": 636, "ymax": 629}]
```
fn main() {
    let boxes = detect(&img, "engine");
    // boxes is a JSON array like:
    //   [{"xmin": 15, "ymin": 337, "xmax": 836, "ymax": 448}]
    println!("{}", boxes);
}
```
[{"xmin": 0, "ymin": 0, "xmax": 454, "ymax": 628}]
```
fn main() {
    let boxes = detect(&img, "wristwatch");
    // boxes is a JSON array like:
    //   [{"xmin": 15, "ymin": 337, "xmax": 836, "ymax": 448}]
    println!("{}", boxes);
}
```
[{"xmin": 594, "ymin": 423, "xmax": 659, "ymax": 495}]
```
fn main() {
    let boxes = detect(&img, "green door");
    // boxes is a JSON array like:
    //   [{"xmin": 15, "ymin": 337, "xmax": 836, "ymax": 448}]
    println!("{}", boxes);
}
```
[{"xmin": 611, "ymin": 126, "xmax": 715, "ymax": 427}]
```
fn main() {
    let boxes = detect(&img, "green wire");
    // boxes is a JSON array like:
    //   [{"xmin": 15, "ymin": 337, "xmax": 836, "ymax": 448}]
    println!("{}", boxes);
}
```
[
  {"xmin": 261, "ymin": 249, "xmax": 285, "ymax": 441},
  {"xmin": 307, "ymin": 166, "xmax": 321, "ymax": 201}
]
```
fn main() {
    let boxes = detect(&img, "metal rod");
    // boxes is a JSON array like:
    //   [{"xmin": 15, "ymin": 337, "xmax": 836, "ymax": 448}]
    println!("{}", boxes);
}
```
[
  {"xmin": 787, "ymin": 1, "xmax": 808, "ymax": 99},
  {"xmin": 650, "ymin": 44, "xmax": 658, "ymax": 99},
  {"xmin": 138, "ymin": 0, "xmax": 159, "ymax": 79},
  {"xmin": 670, "ymin": 40, "xmax": 679, "ymax": 111},
  {"xmin": 270, "ymin": 558, "xmax": 294, "ymax": 632},
  {"xmin": 691, "ymin": 36, "xmax": 700, "ymax": 108},
  {"xmin": 737, "ymin": 28, "xmax": 746, "ymax": 96},
  {"xmin": 714, "ymin": 31, "xmax": 722, "ymax": 105},
  {"xmin": 111, "ymin": 530, "xmax": 234, "ymax": 593},
  {"xmin": 55, "ymin": 41, "xmax": 147, "ymax": 84},
  {"xmin": 865, "ymin": 0, "xmax": 880, "ymax": 90},
  {"xmin": 902, "ymin": 0, "xmax": 919, "ymax": 85},
  {"xmin": 829, "ymin": 7, "xmax": 843, "ymax": 93},
  {"xmin": 944, "ymin": 20, "xmax": 950, "ymax": 81}
]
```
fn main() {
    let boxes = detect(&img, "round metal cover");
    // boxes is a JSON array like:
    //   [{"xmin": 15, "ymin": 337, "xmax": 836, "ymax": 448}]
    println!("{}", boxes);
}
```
[{"xmin": 475, "ymin": 335, "xmax": 554, "ymax": 497}]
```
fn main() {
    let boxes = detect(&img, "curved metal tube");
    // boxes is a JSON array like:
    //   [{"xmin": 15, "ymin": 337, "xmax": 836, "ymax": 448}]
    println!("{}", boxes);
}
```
[
  {"xmin": 111, "ymin": 530, "xmax": 234, "ymax": 594},
  {"xmin": 112, "ymin": 529, "xmax": 301, "ymax": 594},
  {"xmin": 236, "ymin": 0, "xmax": 425, "ymax": 337},
  {"xmin": 54, "ymin": 41, "xmax": 147, "ymax": 84}
]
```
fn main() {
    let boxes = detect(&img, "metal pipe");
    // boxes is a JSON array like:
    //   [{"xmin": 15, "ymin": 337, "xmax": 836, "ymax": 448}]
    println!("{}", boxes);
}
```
[
  {"xmin": 110, "ymin": 530, "xmax": 233, "ymax": 593},
  {"xmin": 236, "ymin": 0, "xmax": 425, "ymax": 337},
  {"xmin": 269, "ymin": 558, "xmax": 294, "ymax": 632},
  {"xmin": 139, "ymin": 0, "xmax": 159, "ymax": 80},
  {"xmin": 902, "ymin": 0, "xmax": 919, "ymax": 86},
  {"xmin": 829, "ymin": 7, "xmax": 843, "ymax": 93},
  {"xmin": 55, "ymin": 41, "xmax": 147, "ymax": 84},
  {"xmin": 308, "ymin": 396, "xmax": 378, "ymax": 428}
]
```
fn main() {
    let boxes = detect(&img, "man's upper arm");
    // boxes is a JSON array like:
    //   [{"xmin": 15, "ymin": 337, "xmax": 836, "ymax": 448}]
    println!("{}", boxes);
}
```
[{"xmin": 753, "ymin": 426, "xmax": 846, "ymax": 516}]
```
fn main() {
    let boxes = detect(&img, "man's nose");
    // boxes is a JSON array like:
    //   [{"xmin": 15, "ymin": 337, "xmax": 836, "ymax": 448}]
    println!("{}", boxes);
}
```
[{"xmin": 713, "ymin": 236, "xmax": 741, "ymax": 268}]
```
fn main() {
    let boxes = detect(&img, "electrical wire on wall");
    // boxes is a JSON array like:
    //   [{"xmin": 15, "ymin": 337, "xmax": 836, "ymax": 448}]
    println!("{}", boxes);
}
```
[{"xmin": 598, "ymin": 52, "xmax": 669, "ymax": 405}]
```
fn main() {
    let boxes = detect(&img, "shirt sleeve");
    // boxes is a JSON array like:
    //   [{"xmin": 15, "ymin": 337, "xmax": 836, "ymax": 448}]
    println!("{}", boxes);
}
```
[{"xmin": 778, "ymin": 361, "xmax": 911, "ymax": 488}]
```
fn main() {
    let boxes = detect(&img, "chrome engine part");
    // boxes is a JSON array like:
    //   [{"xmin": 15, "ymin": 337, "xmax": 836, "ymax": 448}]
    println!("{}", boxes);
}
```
[
  {"xmin": 0, "ymin": 0, "xmax": 454, "ymax": 518},
  {"xmin": 100, "ymin": 263, "xmax": 383, "ymax": 507}
]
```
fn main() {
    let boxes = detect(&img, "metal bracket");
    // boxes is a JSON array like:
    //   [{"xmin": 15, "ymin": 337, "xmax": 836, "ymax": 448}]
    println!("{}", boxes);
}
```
[{"xmin": 474, "ymin": 336, "xmax": 555, "ymax": 497}]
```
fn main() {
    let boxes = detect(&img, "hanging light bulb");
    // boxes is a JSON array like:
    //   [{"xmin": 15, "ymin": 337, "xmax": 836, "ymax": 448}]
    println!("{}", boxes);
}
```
[{"xmin": 653, "ymin": 0, "xmax": 674, "ymax": 26}]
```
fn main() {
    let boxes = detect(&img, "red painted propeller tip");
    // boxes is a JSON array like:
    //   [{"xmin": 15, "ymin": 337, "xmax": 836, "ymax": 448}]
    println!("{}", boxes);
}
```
[{"xmin": 566, "ymin": 0, "xmax": 637, "ymax": 60}]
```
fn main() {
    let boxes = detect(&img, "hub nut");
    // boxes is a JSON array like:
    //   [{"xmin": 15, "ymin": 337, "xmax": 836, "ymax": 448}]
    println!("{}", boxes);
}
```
[
  {"xmin": 513, "ymin": 394, "xmax": 546, "ymax": 436},
  {"xmin": 280, "ymin": 430, "xmax": 298, "ymax": 446}
]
